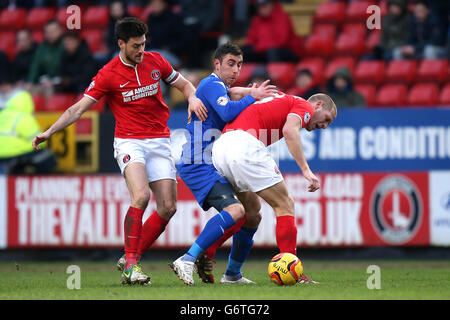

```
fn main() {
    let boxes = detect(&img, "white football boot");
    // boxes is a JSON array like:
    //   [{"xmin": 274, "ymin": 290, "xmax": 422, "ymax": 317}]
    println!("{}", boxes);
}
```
[
  {"xmin": 170, "ymin": 256, "xmax": 196, "ymax": 285},
  {"xmin": 220, "ymin": 274, "xmax": 256, "ymax": 284}
]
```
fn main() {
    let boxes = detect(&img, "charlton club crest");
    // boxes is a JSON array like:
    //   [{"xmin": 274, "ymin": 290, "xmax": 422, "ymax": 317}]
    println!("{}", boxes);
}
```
[
  {"xmin": 370, "ymin": 175, "xmax": 422, "ymax": 244},
  {"xmin": 151, "ymin": 69, "xmax": 161, "ymax": 81},
  {"xmin": 123, "ymin": 154, "xmax": 131, "ymax": 164}
]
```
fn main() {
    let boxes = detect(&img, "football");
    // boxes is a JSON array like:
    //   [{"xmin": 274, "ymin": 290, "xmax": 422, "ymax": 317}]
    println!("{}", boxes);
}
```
[{"xmin": 268, "ymin": 253, "xmax": 303, "ymax": 286}]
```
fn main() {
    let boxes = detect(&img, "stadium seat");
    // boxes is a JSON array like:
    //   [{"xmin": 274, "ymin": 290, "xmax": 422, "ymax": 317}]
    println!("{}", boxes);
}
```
[
  {"xmin": 267, "ymin": 63, "xmax": 296, "ymax": 90},
  {"xmin": 354, "ymin": 60, "xmax": 385, "ymax": 85},
  {"xmin": 32, "ymin": 94, "xmax": 46, "ymax": 112},
  {"xmin": 334, "ymin": 32, "xmax": 365, "ymax": 57},
  {"xmin": 81, "ymin": 30, "xmax": 107, "ymax": 54},
  {"xmin": 345, "ymin": 0, "xmax": 374, "ymax": 22},
  {"xmin": 56, "ymin": 7, "xmax": 69, "ymax": 26},
  {"xmin": 375, "ymin": 84, "xmax": 407, "ymax": 106},
  {"xmin": 385, "ymin": 60, "xmax": 417, "ymax": 84},
  {"xmin": 0, "ymin": 31, "xmax": 16, "ymax": 60},
  {"xmin": 46, "ymin": 94, "xmax": 76, "ymax": 112},
  {"xmin": 234, "ymin": 63, "xmax": 261, "ymax": 87},
  {"xmin": 312, "ymin": 24, "xmax": 337, "ymax": 39},
  {"xmin": 0, "ymin": 8, "xmax": 26, "ymax": 30},
  {"xmin": 438, "ymin": 83, "xmax": 450, "ymax": 106},
  {"xmin": 355, "ymin": 84, "xmax": 377, "ymax": 107},
  {"xmin": 341, "ymin": 23, "xmax": 367, "ymax": 38},
  {"xmin": 314, "ymin": 1, "xmax": 346, "ymax": 25},
  {"xmin": 127, "ymin": 5, "xmax": 143, "ymax": 20},
  {"xmin": 296, "ymin": 58, "xmax": 325, "ymax": 86},
  {"xmin": 303, "ymin": 33, "xmax": 334, "ymax": 57},
  {"xmin": 83, "ymin": 6, "xmax": 109, "ymax": 29},
  {"xmin": 31, "ymin": 30, "xmax": 44, "ymax": 44},
  {"xmin": 26, "ymin": 7, "xmax": 55, "ymax": 29},
  {"xmin": 324, "ymin": 56, "xmax": 356, "ymax": 80},
  {"xmin": 365, "ymin": 30, "xmax": 381, "ymax": 54},
  {"xmin": 416, "ymin": 59, "xmax": 448, "ymax": 84},
  {"xmin": 407, "ymin": 83, "xmax": 439, "ymax": 106}
]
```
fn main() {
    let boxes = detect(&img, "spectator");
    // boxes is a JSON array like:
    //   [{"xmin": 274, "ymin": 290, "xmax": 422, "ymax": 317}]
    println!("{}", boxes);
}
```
[
  {"xmin": 180, "ymin": 0, "xmax": 223, "ymax": 68},
  {"xmin": 56, "ymin": 31, "xmax": 97, "ymax": 94},
  {"xmin": 287, "ymin": 68, "xmax": 321, "ymax": 99},
  {"xmin": 105, "ymin": 1, "xmax": 128, "ymax": 60},
  {"xmin": 394, "ymin": 1, "xmax": 446, "ymax": 59},
  {"xmin": 12, "ymin": 29, "xmax": 37, "ymax": 84},
  {"xmin": 27, "ymin": 19, "xmax": 64, "ymax": 98},
  {"xmin": 372, "ymin": 0, "xmax": 410, "ymax": 61},
  {"xmin": 247, "ymin": 65, "xmax": 269, "ymax": 87},
  {"xmin": 0, "ymin": 80, "xmax": 56, "ymax": 174},
  {"xmin": 326, "ymin": 67, "xmax": 366, "ymax": 108},
  {"xmin": 242, "ymin": 0, "xmax": 301, "ymax": 63},
  {"xmin": 146, "ymin": 0, "xmax": 189, "ymax": 68}
]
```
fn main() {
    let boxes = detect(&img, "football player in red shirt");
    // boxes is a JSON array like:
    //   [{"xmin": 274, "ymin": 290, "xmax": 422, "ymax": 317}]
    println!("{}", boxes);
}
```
[
  {"xmin": 173, "ymin": 91, "xmax": 337, "ymax": 285},
  {"xmin": 32, "ymin": 17, "xmax": 207, "ymax": 285}
]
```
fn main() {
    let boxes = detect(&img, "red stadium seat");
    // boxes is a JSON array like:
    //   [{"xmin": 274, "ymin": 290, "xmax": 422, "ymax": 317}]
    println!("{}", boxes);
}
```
[
  {"xmin": 32, "ymin": 94, "xmax": 46, "ymax": 112},
  {"xmin": 127, "ymin": 5, "xmax": 143, "ymax": 20},
  {"xmin": 407, "ymin": 83, "xmax": 439, "ymax": 106},
  {"xmin": 354, "ymin": 60, "xmax": 385, "ymax": 85},
  {"xmin": 0, "ymin": 8, "xmax": 26, "ymax": 30},
  {"xmin": 234, "ymin": 63, "xmax": 261, "ymax": 87},
  {"xmin": 312, "ymin": 24, "xmax": 337, "ymax": 39},
  {"xmin": 56, "ymin": 7, "xmax": 69, "ymax": 27},
  {"xmin": 355, "ymin": 84, "xmax": 377, "ymax": 107},
  {"xmin": 324, "ymin": 56, "xmax": 356, "ymax": 80},
  {"xmin": 303, "ymin": 33, "xmax": 334, "ymax": 57},
  {"xmin": 46, "ymin": 94, "xmax": 77, "ymax": 112},
  {"xmin": 267, "ymin": 63, "xmax": 296, "ymax": 90},
  {"xmin": 83, "ymin": 6, "xmax": 109, "ymax": 28},
  {"xmin": 345, "ymin": 0, "xmax": 373, "ymax": 22},
  {"xmin": 81, "ymin": 29, "xmax": 107, "ymax": 54},
  {"xmin": 31, "ymin": 30, "xmax": 44, "ymax": 44},
  {"xmin": 314, "ymin": 1, "xmax": 346, "ymax": 25},
  {"xmin": 296, "ymin": 58, "xmax": 325, "ymax": 86},
  {"xmin": 385, "ymin": 60, "xmax": 417, "ymax": 84},
  {"xmin": 438, "ymin": 84, "xmax": 450, "ymax": 106},
  {"xmin": 365, "ymin": 30, "xmax": 381, "ymax": 54},
  {"xmin": 375, "ymin": 84, "xmax": 407, "ymax": 106},
  {"xmin": 0, "ymin": 31, "xmax": 16, "ymax": 60},
  {"xmin": 334, "ymin": 32, "xmax": 365, "ymax": 57},
  {"xmin": 416, "ymin": 59, "xmax": 449, "ymax": 84},
  {"xmin": 341, "ymin": 23, "xmax": 367, "ymax": 38},
  {"xmin": 26, "ymin": 7, "xmax": 55, "ymax": 29}
]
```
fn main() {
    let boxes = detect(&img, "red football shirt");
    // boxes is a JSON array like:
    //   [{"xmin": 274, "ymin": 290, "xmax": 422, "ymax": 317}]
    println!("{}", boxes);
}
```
[
  {"xmin": 84, "ymin": 51, "xmax": 180, "ymax": 139},
  {"xmin": 224, "ymin": 92, "xmax": 314, "ymax": 146}
]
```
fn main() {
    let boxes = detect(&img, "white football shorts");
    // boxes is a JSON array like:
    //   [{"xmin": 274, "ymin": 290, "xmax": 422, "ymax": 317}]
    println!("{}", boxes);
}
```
[
  {"xmin": 113, "ymin": 137, "xmax": 176, "ymax": 182},
  {"xmin": 212, "ymin": 130, "xmax": 283, "ymax": 193}
]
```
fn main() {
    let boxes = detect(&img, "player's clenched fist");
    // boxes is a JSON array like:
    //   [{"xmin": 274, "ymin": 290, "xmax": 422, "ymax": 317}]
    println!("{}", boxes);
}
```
[
  {"xmin": 303, "ymin": 169, "xmax": 320, "ymax": 192},
  {"xmin": 32, "ymin": 131, "xmax": 51, "ymax": 150}
]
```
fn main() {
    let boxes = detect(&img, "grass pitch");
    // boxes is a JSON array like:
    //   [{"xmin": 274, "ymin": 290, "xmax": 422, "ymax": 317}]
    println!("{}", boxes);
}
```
[{"xmin": 0, "ymin": 259, "xmax": 449, "ymax": 300}]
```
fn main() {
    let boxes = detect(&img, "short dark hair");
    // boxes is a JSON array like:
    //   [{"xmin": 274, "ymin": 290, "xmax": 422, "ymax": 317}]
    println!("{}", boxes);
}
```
[
  {"xmin": 115, "ymin": 17, "xmax": 148, "ymax": 43},
  {"xmin": 213, "ymin": 42, "xmax": 243, "ymax": 62}
]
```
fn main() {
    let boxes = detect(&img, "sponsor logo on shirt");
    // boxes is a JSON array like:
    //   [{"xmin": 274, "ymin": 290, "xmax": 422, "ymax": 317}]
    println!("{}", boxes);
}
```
[
  {"xmin": 216, "ymin": 96, "xmax": 229, "ymax": 106},
  {"xmin": 122, "ymin": 82, "xmax": 159, "ymax": 102}
]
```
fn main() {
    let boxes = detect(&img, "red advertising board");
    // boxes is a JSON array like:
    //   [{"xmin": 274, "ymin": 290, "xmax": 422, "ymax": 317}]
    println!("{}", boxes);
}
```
[{"xmin": 5, "ymin": 172, "xmax": 430, "ymax": 248}]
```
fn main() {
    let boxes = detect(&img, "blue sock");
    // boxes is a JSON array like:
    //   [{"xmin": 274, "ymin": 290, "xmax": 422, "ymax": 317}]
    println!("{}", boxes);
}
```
[
  {"xmin": 225, "ymin": 227, "xmax": 257, "ymax": 276},
  {"xmin": 183, "ymin": 211, "xmax": 235, "ymax": 262}
]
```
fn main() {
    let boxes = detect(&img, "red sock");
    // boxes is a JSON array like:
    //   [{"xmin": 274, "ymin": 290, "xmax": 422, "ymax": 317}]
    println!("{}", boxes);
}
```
[
  {"xmin": 276, "ymin": 215, "xmax": 297, "ymax": 256},
  {"xmin": 204, "ymin": 216, "xmax": 247, "ymax": 259},
  {"xmin": 136, "ymin": 211, "xmax": 169, "ymax": 260},
  {"xmin": 124, "ymin": 206, "xmax": 144, "ymax": 267}
]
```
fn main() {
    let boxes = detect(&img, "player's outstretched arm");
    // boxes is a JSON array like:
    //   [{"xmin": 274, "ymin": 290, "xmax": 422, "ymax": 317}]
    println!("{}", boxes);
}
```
[
  {"xmin": 282, "ymin": 115, "xmax": 320, "ymax": 192},
  {"xmin": 32, "ymin": 96, "xmax": 95, "ymax": 150},
  {"xmin": 228, "ymin": 80, "xmax": 277, "ymax": 101},
  {"xmin": 171, "ymin": 74, "xmax": 207, "ymax": 122}
]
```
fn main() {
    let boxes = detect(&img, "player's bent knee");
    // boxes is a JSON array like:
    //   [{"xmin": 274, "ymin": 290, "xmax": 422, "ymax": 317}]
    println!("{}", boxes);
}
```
[
  {"xmin": 224, "ymin": 203, "xmax": 245, "ymax": 222},
  {"xmin": 246, "ymin": 211, "xmax": 262, "ymax": 228},
  {"xmin": 132, "ymin": 189, "xmax": 151, "ymax": 209},
  {"xmin": 159, "ymin": 202, "xmax": 177, "ymax": 220}
]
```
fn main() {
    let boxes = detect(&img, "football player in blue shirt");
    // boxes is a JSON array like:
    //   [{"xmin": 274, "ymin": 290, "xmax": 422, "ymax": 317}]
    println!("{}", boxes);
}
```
[{"xmin": 172, "ymin": 43, "xmax": 275, "ymax": 284}]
